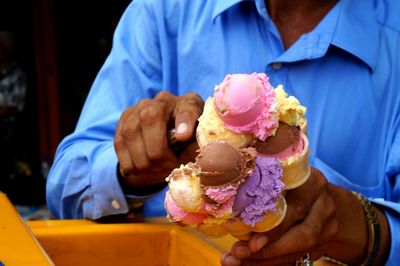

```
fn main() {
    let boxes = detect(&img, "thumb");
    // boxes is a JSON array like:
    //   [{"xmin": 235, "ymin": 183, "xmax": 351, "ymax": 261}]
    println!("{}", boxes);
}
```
[
  {"xmin": 174, "ymin": 112, "xmax": 196, "ymax": 141},
  {"xmin": 174, "ymin": 94, "xmax": 203, "ymax": 141}
]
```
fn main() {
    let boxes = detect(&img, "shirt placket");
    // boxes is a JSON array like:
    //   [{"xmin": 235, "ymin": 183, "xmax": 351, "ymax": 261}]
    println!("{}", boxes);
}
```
[{"xmin": 254, "ymin": 0, "xmax": 288, "ymax": 88}]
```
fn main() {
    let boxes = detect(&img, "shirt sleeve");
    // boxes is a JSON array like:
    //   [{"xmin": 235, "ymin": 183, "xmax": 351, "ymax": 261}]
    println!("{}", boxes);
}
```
[
  {"xmin": 46, "ymin": 0, "xmax": 163, "ymax": 219},
  {"xmin": 377, "ymin": 118, "xmax": 400, "ymax": 266},
  {"xmin": 311, "ymin": 153, "xmax": 400, "ymax": 265}
]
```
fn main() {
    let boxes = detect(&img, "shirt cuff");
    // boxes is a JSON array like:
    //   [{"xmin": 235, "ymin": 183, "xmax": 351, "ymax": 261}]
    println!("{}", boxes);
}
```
[{"xmin": 90, "ymin": 144, "xmax": 130, "ymax": 219}]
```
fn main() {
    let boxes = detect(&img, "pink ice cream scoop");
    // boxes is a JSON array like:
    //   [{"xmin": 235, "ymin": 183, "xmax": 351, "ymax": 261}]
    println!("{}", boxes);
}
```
[
  {"xmin": 203, "ymin": 185, "xmax": 237, "ymax": 218},
  {"xmin": 214, "ymin": 73, "xmax": 279, "ymax": 141},
  {"xmin": 165, "ymin": 192, "xmax": 207, "ymax": 225}
]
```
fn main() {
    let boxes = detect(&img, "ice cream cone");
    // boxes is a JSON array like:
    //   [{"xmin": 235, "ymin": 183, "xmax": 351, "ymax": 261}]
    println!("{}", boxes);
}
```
[
  {"xmin": 227, "ymin": 220, "xmax": 252, "ymax": 240},
  {"xmin": 252, "ymin": 195, "xmax": 287, "ymax": 232},
  {"xmin": 280, "ymin": 132, "xmax": 311, "ymax": 190},
  {"xmin": 230, "ymin": 232, "xmax": 251, "ymax": 241},
  {"xmin": 196, "ymin": 219, "xmax": 230, "ymax": 238},
  {"xmin": 300, "ymin": 119, "xmax": 308, "ymax": 135}
]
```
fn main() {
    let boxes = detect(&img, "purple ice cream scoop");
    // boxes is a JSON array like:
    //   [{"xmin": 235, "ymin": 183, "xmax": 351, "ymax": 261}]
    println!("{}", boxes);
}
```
[{"xmin": 233, "ymin": 157, "xmax": 285, "ymax": 226}]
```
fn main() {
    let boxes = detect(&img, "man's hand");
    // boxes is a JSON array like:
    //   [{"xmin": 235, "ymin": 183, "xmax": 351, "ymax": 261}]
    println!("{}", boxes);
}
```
[
  {"xmin": 221, "ymin": 168, "xmax": 382, "ymax": 266},
  {"xmin": 114, "ymin": 91, "xmax": 204, "ymax": 189}
]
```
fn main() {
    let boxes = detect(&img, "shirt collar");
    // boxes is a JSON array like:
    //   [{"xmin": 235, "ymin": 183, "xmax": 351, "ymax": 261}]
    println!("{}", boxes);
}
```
[
  {"xmin": 212, "ymin": 0, "xmax": 253, "ymax": 21},
  {"xmin": 331, "ymin": 0, "xmax": 380, "ymax": 71},
  {"xmin": 213, "ymin": 0, "xmax": 380, "ymax": 71},
  {"xmin": 274, "ymin": 2, "xmax": 340, "ymax": 64}
]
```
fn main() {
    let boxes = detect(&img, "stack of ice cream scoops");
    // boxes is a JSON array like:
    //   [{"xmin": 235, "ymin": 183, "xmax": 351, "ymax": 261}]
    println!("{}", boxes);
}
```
[{"xmin": 165, "ymin": 73, "xmax": 310, "ymax": 240}]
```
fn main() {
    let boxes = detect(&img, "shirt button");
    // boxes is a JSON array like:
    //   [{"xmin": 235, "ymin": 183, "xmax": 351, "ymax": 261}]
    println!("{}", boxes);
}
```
[
  {"xmin": 272, "ymin": 62, "xmax": 282, "ymax": 70},
  {"xmin": 111, "ymin": 200, "xmax": 121, "ymax": 210}
]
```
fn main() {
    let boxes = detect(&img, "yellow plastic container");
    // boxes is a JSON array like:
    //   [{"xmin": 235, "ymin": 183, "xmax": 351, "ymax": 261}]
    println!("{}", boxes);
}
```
[
  {"xmin": 1, "ymin": 191, "xmax": 229, "ymax": 266},
  {"xmin": 1, "ymin": 192, "xmax": 331, "ymax": 266},
  {"xmin": 0, "ymin": 192, "xmax": 54, "ymax": 265},
  {"xmin": 28, "ymin": 219, "xmax": 227, "ymax": 266}
]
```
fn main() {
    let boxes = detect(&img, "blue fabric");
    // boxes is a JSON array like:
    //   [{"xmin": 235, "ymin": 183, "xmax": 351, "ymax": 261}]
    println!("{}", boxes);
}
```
[{"xmin": 47, "ymin": 0, "xmax": 400, "ymax": 263}]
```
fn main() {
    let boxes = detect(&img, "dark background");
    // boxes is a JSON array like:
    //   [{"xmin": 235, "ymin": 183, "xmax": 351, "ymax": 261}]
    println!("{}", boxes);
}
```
[
  {"xmin": 54, "ymin": 0, "xmax": 131, "ymax": 137},
  {"xmin": 0, "ymin": 0, "xmax": 131, "ymax": 205}
]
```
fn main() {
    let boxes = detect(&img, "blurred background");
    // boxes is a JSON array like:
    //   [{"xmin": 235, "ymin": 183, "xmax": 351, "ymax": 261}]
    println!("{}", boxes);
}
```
[{"xmin": 0, "ymin": 0, "xmax": 131, "ymax": 219}]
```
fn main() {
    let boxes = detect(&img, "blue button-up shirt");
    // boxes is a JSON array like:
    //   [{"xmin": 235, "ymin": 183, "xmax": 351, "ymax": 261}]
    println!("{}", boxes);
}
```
[{"xmin": 47, "ymin": 0, "xmax": 400, "ymax": 263}]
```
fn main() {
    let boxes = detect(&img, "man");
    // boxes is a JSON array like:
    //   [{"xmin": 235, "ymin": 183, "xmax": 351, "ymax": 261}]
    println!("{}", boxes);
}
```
[{"xmin": 47, "ymin": 0, "xmax": 400, "ymax": 265}]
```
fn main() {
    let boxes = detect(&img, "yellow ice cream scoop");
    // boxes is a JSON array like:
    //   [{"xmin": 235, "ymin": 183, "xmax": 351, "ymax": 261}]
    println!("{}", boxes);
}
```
[
  {"xmin": 275, "ymin": 85, "xmax": 306, "ymax": 128},
  {"xmin": 167, "ymin": 164, "xmax": 202, "ymax": 212}
]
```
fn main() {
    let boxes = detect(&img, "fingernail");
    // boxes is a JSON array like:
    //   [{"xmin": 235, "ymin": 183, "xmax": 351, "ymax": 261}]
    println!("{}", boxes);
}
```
[
  {"xmin": 222, "ymin": 254, "xmax": 241, "ymax": 266},
  {"xmin": 235, "ymin": 245, "xmax": 251, "ymax": 258},
  {"xmin": 176, "ymin": 123, "xmax": 189, "ymax": 135},
  {"xmin": 256, "ymin": 235, "xmax": 268, "ymax": 250}
]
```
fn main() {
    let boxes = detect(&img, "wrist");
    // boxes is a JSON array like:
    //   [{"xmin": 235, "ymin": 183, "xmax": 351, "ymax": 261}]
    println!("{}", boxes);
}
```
[
  {"xmin": 325, "ymin": 186, "xmax": 390, "ymax": 266},
  {"xmin": 325, "ymin": 185, "xmax": 369, "ymax": 264},
  {"xmin": 351, "ymin": 192, "xmax": 381, "ymax": 266},
  {"xmin": 117, "ymin": 163, "xmax": 168, "ymax": 196}
]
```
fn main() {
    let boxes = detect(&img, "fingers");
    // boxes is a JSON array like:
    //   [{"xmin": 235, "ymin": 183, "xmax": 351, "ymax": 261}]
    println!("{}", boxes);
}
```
[
  {"xmin": 250, "ymin": 190, "xmax": 337, "ymax": 259},
  {"xmin": 247, "ymin": 170, "xmax": 323, "ymax": 253},
  {"xmin": 153, "ymin": 91, "xmax": 179, "ymax": 119},
  {"xmin": 173, "ymin": 92, "xmax": 204, "ymax": 141},
  {"xmin": 230, "ymin": 194, "xmax": 336, "ymax": 266},
  {"xmin": 230, "ymin": 170, "xmax": 337, "ymax": 264},
  {"xmin": 115, "ymin": 107, "xmax": 138, "ymax": 175},
  {"xmin": 248, "ymin": 234, "xmax": 269, "ymax": 254},
  {"xmin": 223, "ymin": 250, "xmax": 324, "ymax": 266},
  {"xmin": 138, "ymin": 99, "xmax": 177, "ymax": 169},
  {"xmin": 124, "ymin": 104, "xmax": 152, "ymax": 169},
  {"xmin": 115, "ymin": 95, "xmax": 176, "ymax": 176},
  {"xmin": 221, "ymin": 253, "xmax": 242, "ymax": 266},
  {"xmin": 239, "ymin": 249, "xmax": 325, "ymax": 266},
  {"xmin": 114, "ymin": 91, "xmax": 203, "ymax": 188}
]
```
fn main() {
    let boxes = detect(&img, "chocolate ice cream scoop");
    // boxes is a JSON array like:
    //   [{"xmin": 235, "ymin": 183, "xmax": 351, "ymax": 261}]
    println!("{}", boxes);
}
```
[
  {"xmin": 197, "ymin": 142, "xmax": 242, "ymax": 186},
  {"xmin": 252, "ymin": 122, "xmax": 300, "ymax": 155},
  {"xmin": 196, "ymin": 141, "xmax": 257, "ymax": 186}
]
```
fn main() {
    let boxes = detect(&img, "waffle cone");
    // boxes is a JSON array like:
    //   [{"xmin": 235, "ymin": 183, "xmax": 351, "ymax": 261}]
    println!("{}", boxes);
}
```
[
  {"xmin": 281, "ymin": 132, "xmax": 311, "ymax": 190},
  {"xmin": 230, "ymin": 231, "xmax": 251, "ymax": 241},
  {"xmin": 227, "ymin": 220, "xmax": 252, "ymax": 241},
  {"xmin": 252, "ymin": 195, "xmax": 287, "ymax": 232},
  {"xmin": 300, "ymin": 119, "xmax": 307, "ymax": 135},
  {"xmin": 196, "ymin": 220, "xmax": 230, "ymax": 238}
]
